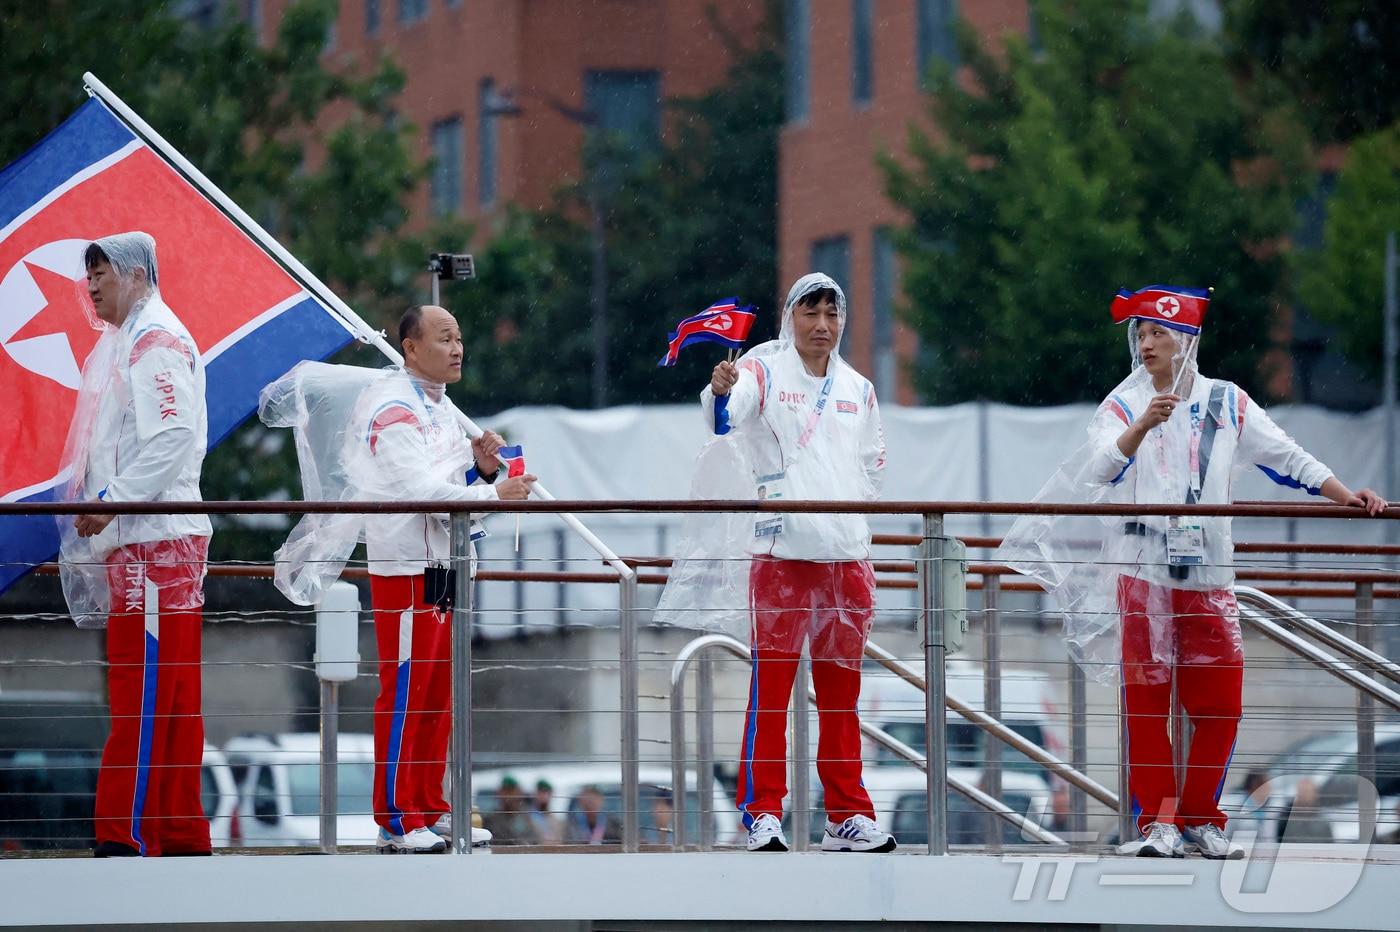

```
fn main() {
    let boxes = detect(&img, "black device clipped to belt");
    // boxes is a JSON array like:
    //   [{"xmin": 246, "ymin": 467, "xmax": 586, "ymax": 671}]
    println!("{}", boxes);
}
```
[
  {"xmin": 1123, "ymin": 382, "xmax": 1229, "ymax": 582},
  {"xmin": 423, "ymin": 566, "xmax": 457, "ymax": 612}
]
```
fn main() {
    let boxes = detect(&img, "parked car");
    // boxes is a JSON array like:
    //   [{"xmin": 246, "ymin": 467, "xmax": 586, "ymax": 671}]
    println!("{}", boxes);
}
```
[
  {"xmin": 860, "ymin": 660, "xmax": 1066, "ymax": 782},
  {"xmin": 473, "ymin": 763, "xmax": 734, "ymax": 846},
  {"xmin": 223, "ymin": 732, "xmax": 377, "ymax": 847},
  {"xmin": 1220, "ymin": 723, "xmax": 1400, "ymax": 844},
  {"xmin": 0, "ymin": 690, "xmax": 239, "ymax": 851}
]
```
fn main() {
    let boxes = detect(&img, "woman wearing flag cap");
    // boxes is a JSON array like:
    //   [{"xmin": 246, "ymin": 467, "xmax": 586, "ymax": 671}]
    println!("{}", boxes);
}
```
[
  {"xmin": 657, "ymin": 272, "xmax": 894, "ymax": 853},
  {"xmin": 999, "ymin": 286, "xmax": 1386, "ymax": 859},
  {"xmin": 57, "ymin": 231, "xmax": 213, "ymax": 857}
]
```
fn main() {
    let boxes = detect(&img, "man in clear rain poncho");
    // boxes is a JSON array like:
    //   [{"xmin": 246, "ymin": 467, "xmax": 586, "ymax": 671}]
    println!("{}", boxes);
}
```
[
  {"xmin": 57, "ymin": 232, "xmax": 213, "ymax": 857},
  {"xmin": 656, "ymin": 273, "xmax": 894, "ymax": 853},
  {"xmin": 260, "ymin": 304, "xmax": 534, "ymax": 854},
  {"xmin": 997, "ymin": 286, "xmax": 1386, "ymax": 859}
]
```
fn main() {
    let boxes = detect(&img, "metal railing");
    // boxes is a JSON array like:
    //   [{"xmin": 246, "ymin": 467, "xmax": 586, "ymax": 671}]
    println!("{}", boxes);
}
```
[{"xmin": 2, "ymin": 496, "xmax": 1397, "ymax": 857}]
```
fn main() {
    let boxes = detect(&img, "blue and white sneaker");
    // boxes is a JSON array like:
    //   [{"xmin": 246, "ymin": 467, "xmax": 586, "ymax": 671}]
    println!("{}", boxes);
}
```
[
  {"xmin": 746, "ymin": 813, "xmax": 789, "ymax": 852},
  {"xmin": 1117, "ymin": 822, "xmax": 1185, "ymax": 858},
  {"xmin": 377, "ymin": 826, "xmax": 447, "ymax": 854},
  {"xmin": 821, "ymin": 814, "xmax": 896, "ymax": 852},
  {"xmin": 430, "ymin": 814, "xmax": 492, "ymax": 848},
  {"xmin": 1183, "ymin": 823, "xmax": 1244, "ymax": 860}
]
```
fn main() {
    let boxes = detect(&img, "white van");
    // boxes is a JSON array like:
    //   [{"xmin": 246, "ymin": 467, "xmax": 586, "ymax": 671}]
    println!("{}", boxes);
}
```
[
  {"xmin": 860, "ymin": 660, "xmax": 1066, "ymax": 785},
  {"xmin": 223, "ymin": 732, "xmax": 377, "ymax": 847}
]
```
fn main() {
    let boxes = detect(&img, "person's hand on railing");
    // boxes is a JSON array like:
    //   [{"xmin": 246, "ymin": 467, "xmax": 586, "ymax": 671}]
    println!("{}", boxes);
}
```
[
  {"xmin": 1350, "ymin": 488, "xmax": 1388, "ymax": 516},
  {"xmin": 1320, "ymin": 478, "xmax": 1389, "ymax": 516},
  {"xmin": 73, "ymin": 508, "xmax": 115, "ymax": 538},
  {"xmin": 496, "ymin": 474, "xmax": 537, "ymax": 500}
]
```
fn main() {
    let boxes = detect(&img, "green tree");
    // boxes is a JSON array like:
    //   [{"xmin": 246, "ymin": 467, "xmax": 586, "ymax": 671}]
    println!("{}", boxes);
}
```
[
  {"xmin": 883, "ymin": 0, "xmax": 1310, "ymax": 405},
  {"xmin": 1225, "ymin": 0, "xmax": 1400, "ymax": 144},
  {"xmin": 1297, "ymin": 125, "xmax": 1400, "ymax": 381},
  {"xmin": 447, "ymin": 2, "xmax": 784, "ymax": 412}
]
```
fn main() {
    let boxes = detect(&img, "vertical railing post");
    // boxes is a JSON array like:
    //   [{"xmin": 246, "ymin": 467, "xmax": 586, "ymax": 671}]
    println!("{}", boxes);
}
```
[
  {"xmin": 1069, "ymin": 658, "xmax": 1088, "ymax": 841},
  {"xmin": 1117, "ymin": 687, "xmax": 1134, "ymax": 845},
  {"xmin": 449, "ymin": 512, "xmax": 474, "ymax": 854},
  {"xmin": 319, "ymin": 680, "xmax": 339, "ymax": 854},
  {"xmin": 920, "ymin": 512, "xmax": 949, "ymax": 855},
  {"xmin": 982, "ymin": 573, "xmax": 1002, "ymax": 850},
  {"xmin": 697, "ymin": 653, "xmax": 716, "ymax": 850},
  {"xmin": 669, "ymin": 659, "xmax": 688, "ymax": 852},
  {"xmin": 315, "ymin": 580, "xmax": 360, "ymax": 855},
  {"xmin": 791, "ymin": 653, "xmax": 812, "ymax": 851},
  {"xmin": 1357, "ymin": 582, "xmax": 1378, "ymax": 840},
  {"xmin": 619, "ymin": 572, "xmax": 641, "ymax": 852}
]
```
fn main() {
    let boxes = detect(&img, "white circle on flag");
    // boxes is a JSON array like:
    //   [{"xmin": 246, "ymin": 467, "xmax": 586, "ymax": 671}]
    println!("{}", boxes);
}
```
[
  {"xmin": 1155, "ymin": 295, "xmax": 1181, "ymax": 318},
  {"xmin": 0, "ymin": 238, "xmax": 95, "ymax": 390},
  {"xmin": 702, "ymin": 313, "xmax": 732, "ymax": 331}
]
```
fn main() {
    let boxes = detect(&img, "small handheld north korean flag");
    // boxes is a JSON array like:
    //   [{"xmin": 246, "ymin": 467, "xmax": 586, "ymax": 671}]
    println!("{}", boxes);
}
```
[
  {"xmin": 1111, "ymin": 285, "xmax": 1212, "ymax": 335},
  {"xmin": 657, "ymin": 298, "xmax": 757, "ymax": 367},
  {"xmin": 498, "ymin": 445, "xmax": 526, "ymax": 478}
]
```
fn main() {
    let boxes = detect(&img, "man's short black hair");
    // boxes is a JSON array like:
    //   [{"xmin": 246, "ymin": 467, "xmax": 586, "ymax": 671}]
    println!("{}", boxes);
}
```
[
  {"xmin": 797, "ymin": 287, "xmax": 838, "ymax": 309},
  {"xmin": 399, "ymin": 305, "xmax": 426, "ymax": 345},
  {"xmin": 83, "ymin": 242, "xmax": 111, "ymax": 271}
]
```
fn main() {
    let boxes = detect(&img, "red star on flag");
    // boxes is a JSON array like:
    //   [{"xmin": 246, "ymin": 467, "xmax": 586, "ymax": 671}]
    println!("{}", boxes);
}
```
[{"xmin": 7, "ymin": 261, "xmax": 102, "ymax": 374}]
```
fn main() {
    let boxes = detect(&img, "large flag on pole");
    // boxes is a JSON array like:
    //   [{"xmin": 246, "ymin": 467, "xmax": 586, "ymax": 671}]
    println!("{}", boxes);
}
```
[{"xmin": 0, "ymin": 94, "xmax": 359, "ymax": 593}]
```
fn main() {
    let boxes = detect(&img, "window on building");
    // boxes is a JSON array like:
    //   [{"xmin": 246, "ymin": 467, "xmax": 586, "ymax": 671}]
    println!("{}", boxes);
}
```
[
  {"xmin": 1027, "ymin": 0, "xmax": 1042, "ymax": 54},
  {"xmin": 398, "ymin": 0, "xmax": 428, "ymax": 25},
  {"xmin": 366, "ymin": 0, "xmax": 380, "ymax": 36},
  {"xmin": 916, "ymin": 0, "xmax": 958, "ymax": 88},
  {"xmin": 871, "ymin": 228, "xmax": 899, "ymax": 401},
  {"xmin": 245, "ymin": 0, "xmax": 263, "ymax": 36},
  {"xmin": 851, "ymin": 0, "xmax": 874, "ymax": 105},
  {"xmin": 809, "ymin": 236, "xmax": 852, "ymax": 353},
  {"xmin": 478, "ymin": 79, "xmax": 500, "ymax": 209},
  {"xmin": 584, "ymin": 71, "xmax": 662, "ymax": 149},
  {"xmin": 1148, "ymin": 0, "xmax": 1222, "ymax": 33},
  {"xmin": 430, "ymin": 117, "xmax": 464, "ymax": 218},
  {"xmin": 785, "ymin": 0, "xmax": 810, "ymax": 122}
]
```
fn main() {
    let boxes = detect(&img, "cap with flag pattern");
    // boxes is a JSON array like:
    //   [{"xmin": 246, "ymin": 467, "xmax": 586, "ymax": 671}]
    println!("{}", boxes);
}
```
[{"xmin": 1110, "ymin": 285, "xmax": 1211, "ymax": 335}]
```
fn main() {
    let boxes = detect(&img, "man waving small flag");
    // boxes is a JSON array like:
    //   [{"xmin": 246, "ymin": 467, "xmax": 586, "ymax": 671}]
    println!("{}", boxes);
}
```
[{"xmin": 657, "ymin": 298, "xmax": 756, "ymax": 367}]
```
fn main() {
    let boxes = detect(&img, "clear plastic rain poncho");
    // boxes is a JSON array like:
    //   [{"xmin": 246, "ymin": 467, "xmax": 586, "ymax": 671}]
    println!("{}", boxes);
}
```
[
  {"xmin": 259, "ymin": 361, "xmax": 480, "ymax": 605},
  {"xmin": 57, "ymin": 232, "xmax": 210, "ymax": 627},
  {"xmin": 654, "ymin": 273, "xmax": 885, "ymax": 669},
  {"xmin": 997, "ymin": 293, "xmax": 1330, "ymax": 685}
]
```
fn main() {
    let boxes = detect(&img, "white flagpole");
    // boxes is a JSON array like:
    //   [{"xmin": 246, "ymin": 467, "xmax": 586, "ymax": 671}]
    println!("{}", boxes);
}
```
[{"xmin": 82, "ymin": 72, "xmax": 634, "ymax": 579}]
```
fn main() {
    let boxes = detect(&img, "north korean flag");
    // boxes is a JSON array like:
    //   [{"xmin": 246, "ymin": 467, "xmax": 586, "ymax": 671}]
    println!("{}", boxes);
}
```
[
  {"xmin": 1110, "ymin": 285, "xmax": 1211, "ymax": 335},
  {"xmin": 0, "ymin": 98, "xmax": 358, "ymax": 592},
  {"xmin": 497, "ymin": 445, "xmax": 526, "ymax": 478},
  {"xmin": 657, "ymin": 298, "xmax": 756, "ymax": 367}
]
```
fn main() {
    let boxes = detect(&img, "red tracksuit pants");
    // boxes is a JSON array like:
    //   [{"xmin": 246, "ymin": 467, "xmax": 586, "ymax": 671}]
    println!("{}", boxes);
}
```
[
  {"xmin": 370, "ymin": 573, "xmax": 452, "ymax": 835},
  {"xmin": 1118, "ymin": 575, "xmax": 1243, "ymax": 834},
  {"xmin": 736, "ymin": 557, "xmax": 876, "ymax": 828},
  {"xmin": 95, "ymin": 537, "xmax": 210, "ymax": 856}
]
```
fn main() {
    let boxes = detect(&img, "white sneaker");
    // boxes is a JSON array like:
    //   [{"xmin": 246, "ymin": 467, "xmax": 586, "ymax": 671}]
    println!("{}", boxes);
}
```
[
  {"xmin": 745, "ymin": 813, "xmax": 789, "ymax": 852},
  {"xmin": 376, "ymin": 826, "xmax": 447, "ymax": 854},
  {"xmin": 1117, "ymin": 822, "xmax": 1185, "ymax": 858},
  {"xmin": 1183, "ymin": 823, "xmax": 1244, "ymax": 860},
  {"xmin": 820, "ymin": 814, "xmax": 897, "ymax": 853},
  {"xmin": 430, "ymin": 814, "xmax": 492, "ymax": 848}
]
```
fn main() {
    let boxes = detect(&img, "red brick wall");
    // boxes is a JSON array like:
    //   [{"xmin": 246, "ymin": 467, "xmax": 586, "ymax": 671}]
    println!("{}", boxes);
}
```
[
  {"xmin": 779, "ymin": 0, "xmax": 1029, "ymax": 403},
  {"xmin": 265, "ymin": 0, "xmax": 765, "ymax": 236}
]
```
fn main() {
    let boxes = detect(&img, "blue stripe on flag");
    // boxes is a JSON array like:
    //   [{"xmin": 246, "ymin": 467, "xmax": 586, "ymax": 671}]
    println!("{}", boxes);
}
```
[{"xmin": 0, "ymin": 99, "xmax": 135, "ymax": 228}]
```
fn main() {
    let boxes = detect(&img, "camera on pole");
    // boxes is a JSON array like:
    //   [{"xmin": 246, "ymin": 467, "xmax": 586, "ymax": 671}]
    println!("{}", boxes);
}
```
[{"xmin": 427, "ymin": 252, "xmax": 476, "ymax": 305}]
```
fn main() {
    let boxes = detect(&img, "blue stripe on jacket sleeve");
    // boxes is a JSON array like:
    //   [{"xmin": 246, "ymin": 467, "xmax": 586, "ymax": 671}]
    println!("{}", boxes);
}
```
[
  {"xmin": 713, "ymin": 394, "xmax": 731, "ymax": 436},
  {"xmin": 1111, "ymin": 456, "xmax": 1134, "ymax": 485},
  {"xmin": 1257, "ymin": 464, "xmax": 1322, "ymax": 495}
]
